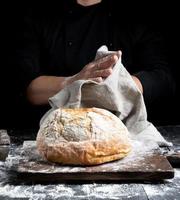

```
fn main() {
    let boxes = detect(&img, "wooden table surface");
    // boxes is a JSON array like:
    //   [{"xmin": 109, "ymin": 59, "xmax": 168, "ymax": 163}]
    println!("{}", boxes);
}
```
[{"xmin": 0, "ymin": 126, "xmax": 180, "ymax": 200}]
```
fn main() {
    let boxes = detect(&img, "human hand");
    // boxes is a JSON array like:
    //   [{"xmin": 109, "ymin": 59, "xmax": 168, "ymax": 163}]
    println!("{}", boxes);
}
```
[
  {"xmin": 131, "ymin": 75, "xmax": 143, "ymax": 93},
  {"xmin": 70, "ymin": 51, "xmax": 121, "ymax": 83}
]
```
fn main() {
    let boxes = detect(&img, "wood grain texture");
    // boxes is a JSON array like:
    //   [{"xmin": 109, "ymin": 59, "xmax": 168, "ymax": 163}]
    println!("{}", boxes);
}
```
[
  {"xmin": 6, "ymin": 140, "xmax": 174, "ymax": 183},
  {"xmin": 0, "ymin": 130, "xmax": 10, "ymax": 145},
  {"xmin": 158, "ymin": 126, "xmax": 180, "ymax": 167},
  {"xmin": 1, "ymin": 127, "xmax": 180, "ymax": 199},
  {"xmin": 0, "ymin": 130, "xmax": 10, "ymax": 161}
]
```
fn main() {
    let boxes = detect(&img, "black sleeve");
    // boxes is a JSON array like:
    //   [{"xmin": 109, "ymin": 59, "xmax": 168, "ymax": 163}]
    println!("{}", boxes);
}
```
[
  {"xmin": 132, "ymin": 25, "xmax": 175, "ymax": 105},
  {"xmin": 13, "ymin": 15, "xmax": 43, "ymax": 94}
]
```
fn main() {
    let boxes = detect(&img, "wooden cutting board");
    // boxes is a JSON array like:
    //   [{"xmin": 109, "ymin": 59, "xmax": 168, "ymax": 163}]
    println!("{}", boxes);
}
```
[{"xmin": 6, "ymin": 140, "xmax": 174, "ymax": 182}]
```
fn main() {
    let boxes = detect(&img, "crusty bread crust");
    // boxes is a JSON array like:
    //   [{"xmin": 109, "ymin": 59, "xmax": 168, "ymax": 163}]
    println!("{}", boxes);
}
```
[{"xmin": 36, "ymin": 107, "xmax": 131, "ymax": 165}]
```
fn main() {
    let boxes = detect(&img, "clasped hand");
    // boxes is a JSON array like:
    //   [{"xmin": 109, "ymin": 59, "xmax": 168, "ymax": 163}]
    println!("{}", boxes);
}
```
[{"xmin": 70, "ymin": 51, "xmax": 121, "ymax": 83}]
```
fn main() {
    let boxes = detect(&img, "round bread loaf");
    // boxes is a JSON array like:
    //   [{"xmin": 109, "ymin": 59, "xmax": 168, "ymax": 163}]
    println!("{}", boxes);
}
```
[{"xmin": 36, "ymin": 107, "xmax": 131, "ymax": 165}]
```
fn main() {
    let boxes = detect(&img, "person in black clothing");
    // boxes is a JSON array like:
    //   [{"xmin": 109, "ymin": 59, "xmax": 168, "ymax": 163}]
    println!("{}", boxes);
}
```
[{"xmin": 7, "ymin": 0, "xmax": 175, "ymax": 127}]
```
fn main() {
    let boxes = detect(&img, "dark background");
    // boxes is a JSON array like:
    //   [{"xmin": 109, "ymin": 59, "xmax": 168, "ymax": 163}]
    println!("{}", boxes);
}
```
[{"xmin": 1, "ymin": 1, "xmax": 180, "ymax": 129}]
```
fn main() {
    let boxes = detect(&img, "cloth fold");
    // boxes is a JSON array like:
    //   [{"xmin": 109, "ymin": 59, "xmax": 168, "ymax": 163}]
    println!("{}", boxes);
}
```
[{"xmin": 41, "ymin": 46, "xmax": 172, "ymax": 147}]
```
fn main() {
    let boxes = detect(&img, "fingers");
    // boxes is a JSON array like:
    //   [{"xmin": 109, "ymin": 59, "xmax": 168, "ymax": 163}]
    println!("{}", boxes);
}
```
[
  {"xmin": 89, "ymin": 77, "xmax": 103, "ymax": 83},
  {"xmin": 93, "ymin": 67, "xmax": 113, "ymax": 78},
  {"xmin": 93, "ymin": 54, "xmax": 119, "ymax": 70},
  {"xmin": 116, "ymin": 50, "xmax": 122, "ymax": 58},
  {"xmin": 90, "ymin": 53, "xmax": 120, "ymax": 78},
  {"xmin": 76, "ymin": 50, "xmax": 122, "ymax": 81}
]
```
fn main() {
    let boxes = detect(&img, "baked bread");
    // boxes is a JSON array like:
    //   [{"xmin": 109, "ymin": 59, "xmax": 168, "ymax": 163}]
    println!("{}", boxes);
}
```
[{"xmin": 36, "ymin": 107, "xmax": 131, "ymax": 165}]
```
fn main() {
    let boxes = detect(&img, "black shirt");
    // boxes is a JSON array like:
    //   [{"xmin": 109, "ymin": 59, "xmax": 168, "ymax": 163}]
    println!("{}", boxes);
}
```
[{"xmin": 10, "ymin": 0, "xmax": 175, "ymax": 127}]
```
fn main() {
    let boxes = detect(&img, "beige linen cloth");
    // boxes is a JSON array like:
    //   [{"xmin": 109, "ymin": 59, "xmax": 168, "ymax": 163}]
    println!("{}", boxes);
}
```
[{"xmin": 40, "ymin": 46, "xmax": 172, "ymax": 147}]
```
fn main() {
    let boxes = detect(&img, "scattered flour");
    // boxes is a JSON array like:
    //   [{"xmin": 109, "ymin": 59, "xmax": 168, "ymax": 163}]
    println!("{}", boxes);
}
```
[
  {"xmin": 5, "ymin": 139, "xmax": 159, "ymax": 174},
  {"xmin": 143, "ymin": 169, "xmax": 180, "ymax": 198},
  {"xmin": 80, "ymin": 183, "xmax": 143, "ymax": 199},
  {"xmin": 0, "ymin": 141, "xmax": 178, "ymax": 199},
  {"xmin": 0, "ymin": 160, "xmax": 180, "ymax": 199}
]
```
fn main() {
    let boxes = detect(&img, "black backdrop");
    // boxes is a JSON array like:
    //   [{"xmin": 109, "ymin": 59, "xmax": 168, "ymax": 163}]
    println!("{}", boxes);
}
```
[{"xmin": 1, "ymin": 1, "xmax": 180, "ymax": 129}]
